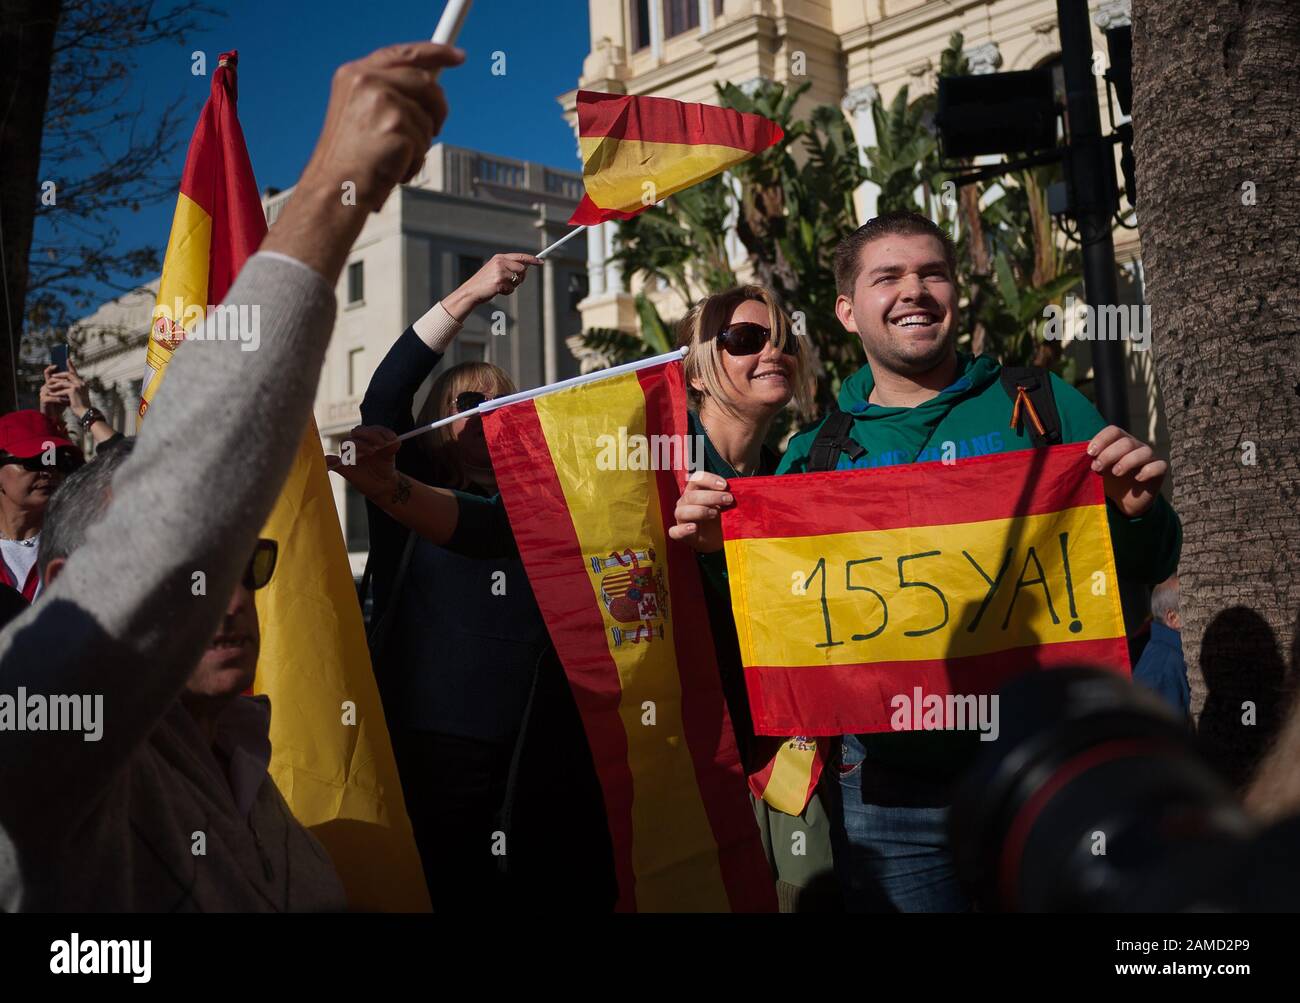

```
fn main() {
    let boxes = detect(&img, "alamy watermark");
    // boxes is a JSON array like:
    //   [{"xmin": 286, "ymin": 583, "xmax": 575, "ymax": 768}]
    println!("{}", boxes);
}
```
[
  {"xmin": 595, "ymin": 429, "xmax": 705, "ymax": 472},
  {"xmin": 1041, "ymin": 295, "xmax": 1151, "ymax": 351},
  {"xmin": 50, "ymin": 934, "xmax": 150, "ymax": 983},
  {"xmin": 152, "ymin": 298, "xmax": 261, "ymax": 353},
  {"xmin": 889, "ymin": 687, "xmax": 1000, "ymax": 742},
  {"xmin": 0, "ymin": 688, "xmax": 103, "ymax": 741}
]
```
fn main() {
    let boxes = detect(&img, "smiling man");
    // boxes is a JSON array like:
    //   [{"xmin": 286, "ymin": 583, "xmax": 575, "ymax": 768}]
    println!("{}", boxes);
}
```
[{"xmin": 674, "ymin": 210, "xmax": 1181, "ymax": 912}]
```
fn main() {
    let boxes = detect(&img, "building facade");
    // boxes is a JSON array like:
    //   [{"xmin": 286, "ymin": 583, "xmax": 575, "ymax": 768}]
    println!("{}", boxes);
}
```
[
  {"xmin": 561, "ymin": 0, "xmax": 1164, "ymax": 452},
  {"xmin": 72, "ymin": 144, "xmax": 588, "ymax": 575}
]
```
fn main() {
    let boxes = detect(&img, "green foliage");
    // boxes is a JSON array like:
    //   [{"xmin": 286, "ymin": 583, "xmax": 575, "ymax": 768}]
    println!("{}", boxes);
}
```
[
  {"xmin": 610, "ymin": 175, "xmax": 737, "ymax": 304},
  {"xmin": 865, "ymin": 85, "xmax": 937, "ymax": 216}
]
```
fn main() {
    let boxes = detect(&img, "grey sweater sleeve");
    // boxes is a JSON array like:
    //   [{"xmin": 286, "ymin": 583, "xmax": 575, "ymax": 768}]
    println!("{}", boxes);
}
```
[{"xmin": 0, "ymin": 252, "xmax": 337, "ymax": 845}]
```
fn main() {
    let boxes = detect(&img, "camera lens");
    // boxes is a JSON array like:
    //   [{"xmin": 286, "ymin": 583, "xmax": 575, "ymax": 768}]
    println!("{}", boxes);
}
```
[{"xmin": 949, "ymin": 666, "xmax": 1254, "ymax": 911}]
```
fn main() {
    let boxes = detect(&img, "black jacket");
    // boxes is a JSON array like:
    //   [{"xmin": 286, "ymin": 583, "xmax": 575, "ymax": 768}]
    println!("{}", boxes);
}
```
[{"xmin": 360, "ymin": 327, "xmax": 548, "ymax": 740}]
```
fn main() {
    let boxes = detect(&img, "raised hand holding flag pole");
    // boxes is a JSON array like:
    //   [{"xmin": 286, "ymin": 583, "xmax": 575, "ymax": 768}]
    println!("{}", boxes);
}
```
[{"xmin": 136, "ymin": 21, "xmax": 471, "ymax": 911}]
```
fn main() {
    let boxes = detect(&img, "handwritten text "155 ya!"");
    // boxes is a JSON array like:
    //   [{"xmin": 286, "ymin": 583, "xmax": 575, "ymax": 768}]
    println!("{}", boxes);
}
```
[{"xmin": 793, "ymin": 533, "xmax": 1089, "ymax": 649}]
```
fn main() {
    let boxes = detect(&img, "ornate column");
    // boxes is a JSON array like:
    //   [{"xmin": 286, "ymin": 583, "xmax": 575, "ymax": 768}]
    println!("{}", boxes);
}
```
[{"xmin": 842, "ymin": 83, "xmax": 880, "ymax": 222}]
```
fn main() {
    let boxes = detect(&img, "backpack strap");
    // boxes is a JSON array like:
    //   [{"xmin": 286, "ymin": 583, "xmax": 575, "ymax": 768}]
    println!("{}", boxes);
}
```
[
  {"xmin": 807, "ymin": 408, "xmax": 866, "ymax": 472},
  {"xmin": 1000, "ymin": 366, "xmax": 1063, "ymax": 448}
]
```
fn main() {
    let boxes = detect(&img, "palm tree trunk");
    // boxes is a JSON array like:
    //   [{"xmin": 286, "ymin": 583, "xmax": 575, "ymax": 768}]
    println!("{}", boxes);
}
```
[{"xmin": 1132, "ymin": 0, "xmax": 1300, "ymax": 792}]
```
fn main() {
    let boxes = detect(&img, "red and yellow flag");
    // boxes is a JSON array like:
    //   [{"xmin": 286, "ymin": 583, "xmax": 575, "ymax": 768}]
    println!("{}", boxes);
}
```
[
  {"xmin": 748, "ymin": 735, "xmax": 826, "ymax": 817},
  {"xmin": 485, "ymin": 360, "xmax": 775, "ymax": 912},
  {"xmin": 569, "ymin": 90, "xmax": 784, "ymax": 225},
  {"xmin": 722, "ymin": 444, "xmax": 1131, "ymax": 736},
  {"xmin": 139, "ymin": 52, "xmax": 428, "ymax": 911}
]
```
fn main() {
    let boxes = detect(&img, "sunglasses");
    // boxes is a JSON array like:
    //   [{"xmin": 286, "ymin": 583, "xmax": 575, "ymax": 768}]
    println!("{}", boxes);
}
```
[
  {"xmin": 0, "ymin": 453, "xmax": 80, "ymax": 474},
  {"xmin": 243, "ymin": 538, "xmax": 278, "ymax": 591},
  {"xmin": 716, "ymin": 322, "xmax": 799, "ymax": 357},
  {"xmin": 454, "ymin": 391, "xmax": 496, "ymax": 414}
]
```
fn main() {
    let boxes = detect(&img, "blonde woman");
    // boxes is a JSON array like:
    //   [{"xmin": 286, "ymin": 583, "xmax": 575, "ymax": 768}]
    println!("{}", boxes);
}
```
[{"xmin": 668, "ymin": 285, "xmax": 838, "ymax": 911}]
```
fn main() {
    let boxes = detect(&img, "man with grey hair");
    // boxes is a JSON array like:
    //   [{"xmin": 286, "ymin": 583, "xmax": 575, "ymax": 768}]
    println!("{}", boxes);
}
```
[
  {"xmin": 1133, "ymin": 574, "xmax": 1191, "ymax": 717},
  {"xmin": 0, "ymin": 38, "xmax": 464, "ymax": 910},
  {"xmin": 28, "ymin": 439, "xmax": 345, "ymax": 909}
]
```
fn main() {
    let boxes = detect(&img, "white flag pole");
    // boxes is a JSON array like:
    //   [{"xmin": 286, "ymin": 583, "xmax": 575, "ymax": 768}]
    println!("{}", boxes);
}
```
[
  {"xmin": 537, "ymin": 225, "xmax": 586, "ymax": 260},
  {"xmin": 395, "ymin": 347, "xmax": 687, "ymax": 441},
  {"xmin": 431, "ymin": 0, "xmax": 472, "ymax": 50}
]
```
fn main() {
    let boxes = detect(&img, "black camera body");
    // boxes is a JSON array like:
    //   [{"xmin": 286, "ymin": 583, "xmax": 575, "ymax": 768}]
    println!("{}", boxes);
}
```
[{"xmin": 949, "ymin": 666, "xmax": 1300, "ymax": 911}]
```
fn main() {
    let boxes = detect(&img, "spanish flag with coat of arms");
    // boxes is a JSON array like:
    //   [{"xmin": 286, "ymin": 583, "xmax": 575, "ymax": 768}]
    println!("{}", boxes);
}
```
[{"xmin": 484, "ymin": 357, "xmax": 776, "ymax": 912}]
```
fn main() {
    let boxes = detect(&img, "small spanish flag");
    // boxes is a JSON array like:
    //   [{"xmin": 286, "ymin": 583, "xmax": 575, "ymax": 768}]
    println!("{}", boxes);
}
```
[
  {"xmin": 569, "ymin": 89, "xmax": 784, "ymax": 225},
  {"xmin": 749, "ymin": 735, "xmax": 826, "ymax": 816},
  {"xmin": 485, "ymin": 359, "xmax": 775, "ymax": 912},
  {"xmin": 722, "ymin": 444, "xmax": 1131, "ymax": 736},
  {"xmin": 139, "ymin": 52, "xmax": 429, "ymax": 911}
]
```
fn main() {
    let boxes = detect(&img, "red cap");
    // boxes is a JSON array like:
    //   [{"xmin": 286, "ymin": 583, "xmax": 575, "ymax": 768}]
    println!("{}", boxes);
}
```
[{"xmin": 0, "ymin": 410, "xmax": 82, "ymax": 460}]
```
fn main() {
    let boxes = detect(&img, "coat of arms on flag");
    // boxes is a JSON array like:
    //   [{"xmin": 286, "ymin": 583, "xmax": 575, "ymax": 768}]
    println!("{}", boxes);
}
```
[{"xmin": 591, "ymin": 548, "xmax": 668, "ymax": 646}]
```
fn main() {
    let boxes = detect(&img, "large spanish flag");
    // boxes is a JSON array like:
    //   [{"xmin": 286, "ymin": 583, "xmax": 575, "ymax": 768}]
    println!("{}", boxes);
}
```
[
  {"xmin": 569, "ymin": 90, "xmax": 784, "ymax": 225},
  {"xmin": 485, "ymin": 359, "xmax": 775, "ymax": 912},
  {"xmin": 139, "ymin": 52, "xmax": 428, "ymax": 911},
  {"xmin": 722, "ymin": 444, "xmax": 1131, "ymax": 736}
]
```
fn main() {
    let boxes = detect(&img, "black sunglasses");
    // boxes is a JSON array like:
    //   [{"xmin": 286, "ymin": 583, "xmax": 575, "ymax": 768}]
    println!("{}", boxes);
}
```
[
  {"xmin": 0, "ymin": 452, "xmax": 81, "ymax": 474},
  {"xmin": 454, "ymin": 391, "xmax": 495, "ymax": 414},
  {"xmin": 716, "ymin": 322, "xmax": 799, "ymax": 357},
  {"xmin": 243, "ymin": 538, "xmax": 278, "ymax": 591}
]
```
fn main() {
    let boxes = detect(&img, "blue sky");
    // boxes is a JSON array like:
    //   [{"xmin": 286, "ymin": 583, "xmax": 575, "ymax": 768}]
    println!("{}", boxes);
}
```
[{"xmin": 41, "ymin": 0, "xmax": 591, "ymax": 311}]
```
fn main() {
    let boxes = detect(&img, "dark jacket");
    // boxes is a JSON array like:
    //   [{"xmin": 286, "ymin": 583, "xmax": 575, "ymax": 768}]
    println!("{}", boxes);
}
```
[
  {"xmin": 1132, "ymin": 620, "xmax": 1191, "ymax": 716},
  {"xmin": 360, "ymin": 326, "xmax": 548, "ymax": 741}
]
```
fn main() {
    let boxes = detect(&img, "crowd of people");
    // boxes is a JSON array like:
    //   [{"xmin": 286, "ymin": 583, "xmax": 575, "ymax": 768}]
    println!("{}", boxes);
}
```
[{"xmin": 0, "ymin": 39, "xmax": 1190, "ymax": 913}]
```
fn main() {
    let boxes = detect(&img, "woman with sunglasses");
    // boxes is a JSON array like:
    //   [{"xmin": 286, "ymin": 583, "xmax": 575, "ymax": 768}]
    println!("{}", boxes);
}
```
[
  {"xmin": 671, "ymin": 287, "xmax": 840, "ymax": 911},
  {"xmin": 349, "ymin": 252, "xmax": 615, "ymax": 912}
]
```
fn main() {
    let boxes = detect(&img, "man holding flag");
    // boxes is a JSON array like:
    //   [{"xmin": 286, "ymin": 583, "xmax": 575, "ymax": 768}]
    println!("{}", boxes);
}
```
[
  {"xmin": 0, "ymin": 39, "xmax": 463, "ymax": 911},
  {"xmin": 135, "ymin": 46, "xmax": 432, "ymax": 909},
  {"xmin": 673, "ymin": 210, "xmax": 1181, "ymax": 912}
]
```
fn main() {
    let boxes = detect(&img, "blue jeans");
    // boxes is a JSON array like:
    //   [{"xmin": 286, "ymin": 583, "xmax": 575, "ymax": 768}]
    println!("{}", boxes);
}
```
[{"xmin": 832, "ymin": 733, "xmax": 971, "ymax": 912}]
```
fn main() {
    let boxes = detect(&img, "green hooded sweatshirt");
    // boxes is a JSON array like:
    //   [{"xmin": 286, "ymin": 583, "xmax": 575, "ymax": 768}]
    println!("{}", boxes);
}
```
[{"xmin": 773, "ymin": 352, "xmax": 1181, "ymax": 779}]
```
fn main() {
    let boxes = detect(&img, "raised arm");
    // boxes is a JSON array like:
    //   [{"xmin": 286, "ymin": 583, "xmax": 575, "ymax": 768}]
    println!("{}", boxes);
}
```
[
  {"xmin": 0, "ymin": 42, "xmax": 464, "ymax": 855},
  {"xmin": 328, "ymin": 425, "xmax": 515, "ymax": 558}
]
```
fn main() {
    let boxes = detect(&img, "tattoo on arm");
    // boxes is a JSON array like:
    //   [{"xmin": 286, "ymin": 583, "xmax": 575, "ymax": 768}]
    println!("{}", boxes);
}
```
[{"xmin": 390, "ymin": 474, "xmax": 412, "ymax": 506}]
